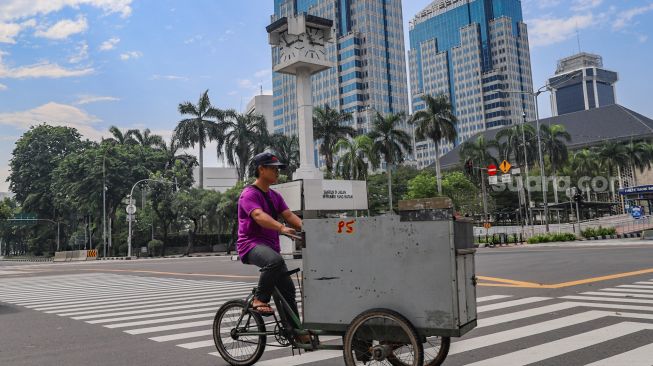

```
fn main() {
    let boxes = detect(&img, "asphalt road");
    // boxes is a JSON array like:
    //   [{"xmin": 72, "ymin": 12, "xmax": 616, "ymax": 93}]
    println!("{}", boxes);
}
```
[{"xmin": 1, "ymin": 241, "xmax": 653, "ymax": 366}]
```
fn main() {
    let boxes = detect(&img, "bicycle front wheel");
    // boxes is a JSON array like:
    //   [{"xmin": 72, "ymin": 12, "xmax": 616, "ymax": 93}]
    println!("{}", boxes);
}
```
[
  {"xmin": 343, "ymin": 309, "xmax": 423, "ymax": 366},
  {"xmin": 213, "ymin": 300, "xmax": 266, "ymax": 366}
]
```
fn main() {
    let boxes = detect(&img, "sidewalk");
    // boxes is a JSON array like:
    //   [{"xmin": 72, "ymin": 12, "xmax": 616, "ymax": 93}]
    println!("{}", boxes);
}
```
[{"xmin": 480, "ymin": 238, "xmax": 653, "ymax": 249}]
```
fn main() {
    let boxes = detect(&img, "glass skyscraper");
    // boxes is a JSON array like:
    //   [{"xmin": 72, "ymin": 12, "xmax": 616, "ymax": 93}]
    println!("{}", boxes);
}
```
[
  {"xmin": 271, "ymin": 0, "xmax": 409, "ymax": 168},
  {"xmin": 408, "ymin": 0, "xmax": 535, "ymax": 169},
  {"xmin": 548, "ymin": 52, "xmax": 618, "ymax": 116}
]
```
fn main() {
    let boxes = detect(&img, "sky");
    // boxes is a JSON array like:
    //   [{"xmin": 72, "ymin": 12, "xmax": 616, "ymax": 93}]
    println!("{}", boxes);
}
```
[{"xmin": 0, "ymin": 0, "xmax": 652, "ymax": 193}]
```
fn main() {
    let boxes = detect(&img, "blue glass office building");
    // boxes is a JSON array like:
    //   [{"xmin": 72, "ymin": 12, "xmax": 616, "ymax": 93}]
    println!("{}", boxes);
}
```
[
  {"xmin": 271, "ymin": 0, "xmax": 409, "ymax": 168},
  {"xmin": 408, "ymin": 0, "xmax": 535, "ymax": 169}
]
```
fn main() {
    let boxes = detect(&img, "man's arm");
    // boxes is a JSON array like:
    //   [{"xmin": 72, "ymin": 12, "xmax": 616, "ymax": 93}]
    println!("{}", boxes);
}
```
[
  {"xmin": 251, "ymin": 208, "xmax": 296, "ymax": 236},
  {"xmin": 281, "ymin": 209, "xmax": 302, "ymax": 231}
]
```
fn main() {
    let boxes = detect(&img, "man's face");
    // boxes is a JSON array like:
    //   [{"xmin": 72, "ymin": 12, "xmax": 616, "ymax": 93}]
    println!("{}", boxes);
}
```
[{"xmin": 259, "ymin": 165, "xmax": 280, "ymax": 184}]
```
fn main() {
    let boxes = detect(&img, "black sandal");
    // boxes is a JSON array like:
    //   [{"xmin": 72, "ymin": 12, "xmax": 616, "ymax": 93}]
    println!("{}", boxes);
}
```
[{"xmin": 251, "ymin": 303, "xmax": 274, "ymax": 316}]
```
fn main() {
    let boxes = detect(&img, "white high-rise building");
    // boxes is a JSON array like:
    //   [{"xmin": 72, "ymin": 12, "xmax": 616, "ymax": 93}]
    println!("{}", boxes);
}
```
[
  {"xmin": 271, "ymin": 0, "xmax": 410, "ymax": 168},
  {"xmin": 408, "ymin": 0, "xmax": 535, "ymax": 169}
]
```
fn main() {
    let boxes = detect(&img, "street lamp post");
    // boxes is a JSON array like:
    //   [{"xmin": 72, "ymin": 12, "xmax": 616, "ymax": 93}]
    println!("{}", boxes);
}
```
[
  {"xmin": 533, "ymin": 87, "xmax": 550, "ymax": 232},
  {"xmin": 127, "ymin": 179, "xmax": 175, "ymax": 258},
  {"xmin": 102, "ymin": 151, "xmax": 108, "ymax": 258}
]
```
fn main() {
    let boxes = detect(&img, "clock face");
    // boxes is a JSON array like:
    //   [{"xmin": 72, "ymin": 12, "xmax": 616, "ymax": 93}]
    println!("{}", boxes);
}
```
[
  {"xmin": 278, "ymin": 29, "xmax": 327, "ymax": 63},
  {"xmin": 279, "ymin": 32, "xmax": 301, "ymax": 63}
]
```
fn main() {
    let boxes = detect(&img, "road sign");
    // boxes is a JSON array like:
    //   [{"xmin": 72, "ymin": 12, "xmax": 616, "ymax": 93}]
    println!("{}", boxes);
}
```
[
  {"xmin": 501, "ymin": 174, "xmax": 511, "ymax": 184},
  {"xmin": 126, "ymin": 204, "xmax": 136, "ymax": 214},
  {"xmin": 488, "ymin": 175, "xmax": 498, "ymax": 185},
  {"xmin": 13, "ymin": 213, "xmax": 37, "ymax": 220},
  {"xmin": 499, "ymin": 160, "xmax": 512, "ymax": 174},
  {"xmin": 632, "ymin": 206, "xmax": 642, "ymax": 219},
  {"xmin": 487, "ymin": 164, "xmax": 497, "ymax": 176},
  {"xmin": 483, "ymin": 222, "xmax": 491, "ymax": 229},
  {"xmin": 512, "ymin": 167, "xmax": 521, "ymax": 175},
  {"xmin": 126, "ymin": 214, "xmax": 135, "ymax": 222}
]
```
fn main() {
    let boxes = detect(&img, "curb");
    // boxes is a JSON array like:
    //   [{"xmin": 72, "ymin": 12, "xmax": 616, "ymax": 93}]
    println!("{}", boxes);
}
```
[{"xmin": 0, "ymin": 257, "xmax": 53, "ymax": 262}]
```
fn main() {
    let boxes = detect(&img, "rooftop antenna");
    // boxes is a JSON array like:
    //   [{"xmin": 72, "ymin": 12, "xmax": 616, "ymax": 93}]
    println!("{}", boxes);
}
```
[
  {"xmin": 260, "ymin": 84, "xmax": 263, "ymax": 95},
  {"xmin": 576, "ymin": 23, "xmax": 582, "ymax": 53}
]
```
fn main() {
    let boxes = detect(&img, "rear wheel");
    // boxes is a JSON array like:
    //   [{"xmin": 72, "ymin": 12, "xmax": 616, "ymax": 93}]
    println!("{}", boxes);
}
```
[
  {"xmin": 343, "ymin": 309, "xmax": 423, "ymax": 366},
  {"xmin": 388, "ymin": 336, "xmax": 450, "ymax": 366},
  {"xmin": 213, "ymin": 300, "xmax": 266, "ymax": 366}
]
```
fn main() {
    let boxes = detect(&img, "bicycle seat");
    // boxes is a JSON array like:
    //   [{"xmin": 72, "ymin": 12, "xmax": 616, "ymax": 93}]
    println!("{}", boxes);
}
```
[{"xmin": 284, "ymin": 268, "xmax": 301, "ymax": 276}]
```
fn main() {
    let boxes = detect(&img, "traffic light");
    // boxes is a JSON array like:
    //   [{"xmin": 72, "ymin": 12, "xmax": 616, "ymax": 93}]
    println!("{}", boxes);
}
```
[
  {"xmin": 464, "ymin": 160, "xmax": 473, "ymax": 175},
  {"xmin": 573, "ymin": 189, "xmax": 583, "ymax": 203}
]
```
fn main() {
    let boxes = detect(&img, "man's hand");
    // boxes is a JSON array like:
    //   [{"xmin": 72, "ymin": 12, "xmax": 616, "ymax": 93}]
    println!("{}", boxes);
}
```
[{"xmin": 279, "ymin": 225, "xmax": 297, "ymax": 237}]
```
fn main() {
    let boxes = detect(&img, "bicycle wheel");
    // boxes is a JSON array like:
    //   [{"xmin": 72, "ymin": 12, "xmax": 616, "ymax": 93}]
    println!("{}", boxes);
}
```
[
  {"xmin": 388, "ymin": 336, "xmax": 450, "ymax": 366},
  {"xmin": 343, "ymin": 309, "xmax": 423, "ymax": 366},
  {"xmin": 213, "ymin": 300, "xmax": 267, "ymax": 366}
]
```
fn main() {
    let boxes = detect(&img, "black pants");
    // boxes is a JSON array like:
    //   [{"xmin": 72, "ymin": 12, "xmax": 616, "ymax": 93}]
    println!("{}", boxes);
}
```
[{"xmin": 244, "ymin": 245, "xmax": 299, "ymax": 318}]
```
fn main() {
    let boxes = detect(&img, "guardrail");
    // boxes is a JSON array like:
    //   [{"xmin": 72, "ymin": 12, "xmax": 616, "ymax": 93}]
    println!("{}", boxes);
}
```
[
  {"xmin": 53, "ymin": 250, "xmax": 99, "ymax": 262},
  {"xmin": 475, "ymin": 215, "xmax": 653, "ymax": 239}
]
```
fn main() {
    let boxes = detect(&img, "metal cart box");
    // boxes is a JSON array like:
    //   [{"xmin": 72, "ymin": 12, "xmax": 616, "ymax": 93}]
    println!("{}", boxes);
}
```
[{"xmin": 302, "ymin": 206, "xmax": 477, "ymax": 337}]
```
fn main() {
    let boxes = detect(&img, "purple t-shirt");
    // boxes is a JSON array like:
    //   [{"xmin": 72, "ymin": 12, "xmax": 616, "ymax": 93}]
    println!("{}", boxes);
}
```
[{"xmin": 237, "ymin": 185, "xmax": 289, "ymax": 261}]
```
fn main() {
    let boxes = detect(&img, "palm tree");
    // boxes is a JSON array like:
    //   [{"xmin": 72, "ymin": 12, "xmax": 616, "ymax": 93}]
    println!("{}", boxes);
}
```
[
  {"xmin": 540, "ymin": 124, "xmax": 571, "ymax": 203},
  {"xmin": 335, "ymin": 135, "xmax": 379, "ymax": 181},
  {"xmin": 570, "ymin": 149, "xmax": 601, "ymax": 201},
  {"xmin": 162, "ymin": 136, "xmax": 197, "ymax": 171},
  {"xmin": 174, "ymin": 90, "xmax": 220, "ymax": 189},
  {"xmin": 215, "ymin": 110, "xmax": 269, "ymax": 181},
  {"xmin": 459, "ymin": 135, "xmax": 498, "ymax": 179},
  {"xmin": 459, "ymin": 135, "xmax": 498, "ymax": 220},
  {"xmin": 369, "ymin": 112, "xmax": 412, "ymax": 211},
  {"xmin": 495, "ymin": 124, "xmax": 537, "ymax": 167},
  {"xmin": 596, "ymin": 142, "xmax": 629, "ymax": 205},
  {"xmin": 623, "ymin": 140, "xmax": 652, "ymax": 186},
  {"xmin": 105, "ymin": 126, "xmax": 137, "ymax": 145},
  {"xmin": 128, "ymin": 128, "xmax": 165, "ymax": 149},
  {"xmin": 411, "ymin": 94, "xmax": 458, "ymax": 195},
  {"xmin": 268, "ymin": 133, "xmax": 300, "ymax": 177},
  {"xmin": 313, "ymin": 105, "xmax": 356, "ymax": 177}
]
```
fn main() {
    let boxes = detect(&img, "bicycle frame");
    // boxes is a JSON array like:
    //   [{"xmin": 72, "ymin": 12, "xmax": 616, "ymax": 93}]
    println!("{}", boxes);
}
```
[{"xmin": 231, "ymin": 275, "xmax": 343, "ymax": 351}]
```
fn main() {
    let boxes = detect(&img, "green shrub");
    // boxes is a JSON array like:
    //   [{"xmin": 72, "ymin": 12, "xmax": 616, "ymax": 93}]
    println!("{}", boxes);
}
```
[
  {"xmin": 148, "ymin": 239, "xmax": 164, "ymax": 257},
  {"xmin": 528, "ymin": 232, "xmax": 576, "ymax": 244},
  {"xmin": 582, "ymin": 226, "xmax": 617, "ymax": 238}
]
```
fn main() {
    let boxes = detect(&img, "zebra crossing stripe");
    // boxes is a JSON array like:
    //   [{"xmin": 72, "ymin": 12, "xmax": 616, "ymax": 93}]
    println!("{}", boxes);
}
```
[
  {"xmin": 560, "ymin": 295, "xmax": 653, "ymax": 304},
  {"xmin": 125, "ymin": 320, "xmax": 215, "ymax": 334},
  {"xmin": 450, "ymin": 310, "xmax": 653, "ymax": 355},
  {"xmin": 476, "ymin": 295, "xmax": 512, "ymax": 303},
  {"xmin": 618, "ymin": 285, "xmax": 653, "ymax": 289},
  {"xmin": 599, "ymin": 288, "xmax": 653, "ymax": 294},
  {"xmin": 150, "ymin": 329, "xmax": 213, "ymax": 342},
  {"xmin": 177, "ymin": 339, "xmax": 215, "ymax": 349},
  {"xmin": 584, "ymin": 343, "xmax": 653, "ymax": 366},
  {"xmin": 237, "ymin": 350, "xmax": 343, "ymax": 366},
  {"xmin": 479, "ymin": 301, "xmax": 653, "ymax": 328},
  {"xmin": 464, "ymin": 322, "xmax": 653, "ymax": 366},
  {"xmin": 86, "ymin": 306, "xmax": 219, "ymax": 323},
  {"xmin": 581, "ymin": 291, "xmax": 653, "ymax": 299},
  {"xmin": 104, "ymin": 312, "xmax": 216, "ymax": 328},
  {"xmin": 71, "ymin": 297, "xmax": 241, "ymax": 320},
  {"xmin": 477, "ymin": 297, "xmax": 550, "ymax": 313},
  {"xmin": 46, "ymin": 289, "xmax": 251, "ymax": 315}
]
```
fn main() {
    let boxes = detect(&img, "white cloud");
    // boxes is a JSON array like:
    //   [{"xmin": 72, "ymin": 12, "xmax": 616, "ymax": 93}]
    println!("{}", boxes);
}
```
[
  {"xmin": 0, "ymin": 83, "xmax": 6, "ymax": 90},
  {"xmin": 528, "ymin": 14, "xmax": 597, "ymax": 47},
  {"xmin": 34, "ymin": 16, "xmax": 88, "ymax": 40},
  {"xmin": 571, "ymin": 0, "xmax": 603, "ymax": 11},
  {"xmin": 238, "ymin": 79, "xmax": 254, "ymax": 89},
  {"xmin": 74, "ymin": 95, "xmax": 120, "ymax": 105},
  {"xmin": 119, "ymin": 51, "xmax": 142, "ymax": 60},
  {"xmin": 613, "ymin": 4, "xmax": 653, "ymax": 31},
  {"xmin": 0, "ymin": 19, "xmax": 35, "ymax": 43},
  {"xmin": 228, "ymin": 91, "xmax": 238, "ymax": 96},
  {"xmin": 99, "ymin": 37, "xmax": 119, "ymax": 51},
  {"xmin": 68, "ymin": 42, "xmax": 89, "ymax": 63},
  {"xmin": 639, "ymin": 34, "xmax": 649, "ymax": 43},
  {"xmin": 184, "ymin": 34, "xmax": 203, "ymax": 44},
  {"xmin": 0, "ymin": 51, "xmax": 94, "ymax": 78},
  {"xmin": 254, "ymin": 69, "xmax": 272, "ymax": 79},
  {"xmin": 0, "ymin": 0, "xmax": 133, "ymax": 22},
  {"xmin": 0, "ymin": 102, "xmax": 104, "ymax": 140},
  {"xmin": 151, "ymin": 74, "xmax": 188, "ymax": 81}
]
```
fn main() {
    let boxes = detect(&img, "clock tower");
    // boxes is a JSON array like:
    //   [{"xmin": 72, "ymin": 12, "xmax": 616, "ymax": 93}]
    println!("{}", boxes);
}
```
[{"xmin": 267, "ymin": 14, "xmax": 334, "ymax": 180}]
